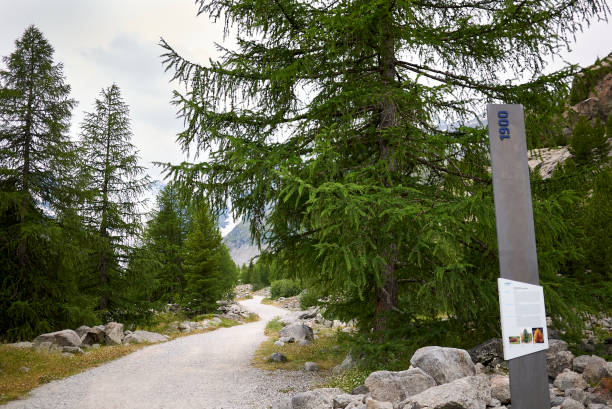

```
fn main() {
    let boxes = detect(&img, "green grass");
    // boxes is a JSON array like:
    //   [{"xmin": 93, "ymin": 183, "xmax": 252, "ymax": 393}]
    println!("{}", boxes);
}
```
[
  {"xmin": 320, "ymin": 367, "xmax": 370, "ymax": 392},
  {"xmin": 253, "ymin": 317, "xmax": 347, "ymax": 371}
]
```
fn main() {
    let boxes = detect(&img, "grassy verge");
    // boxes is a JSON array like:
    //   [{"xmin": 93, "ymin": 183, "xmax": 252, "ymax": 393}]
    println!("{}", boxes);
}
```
[
  {"xmin": 0, "ymin": 313, "xmax": 257, "ymax": 404},
  {"xmin": 253, "ymin": 317, "xmax": 347, "ymax": 371},
  {"xmin": 0, "ymin": 344, "xmax": 145, "ymax": 404},
  {"xmin": 319, "ymin": 367, "xmax": 370, "ymax": 392}
]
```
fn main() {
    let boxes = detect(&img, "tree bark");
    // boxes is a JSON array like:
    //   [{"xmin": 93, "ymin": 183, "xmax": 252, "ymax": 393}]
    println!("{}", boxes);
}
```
[{"xmin": 373, "ymin": 12, "xmax": 399, "ymax": 333}]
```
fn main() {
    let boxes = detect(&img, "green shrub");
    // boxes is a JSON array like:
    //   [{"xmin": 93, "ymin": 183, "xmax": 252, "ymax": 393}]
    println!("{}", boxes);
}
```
[
  {"xmin": 270, "ymin": 279, "xmax": 301, "ymax": 299},
  {"xmin": 299, "ymin": 289, "xmax": 320, "ymax": 309}
]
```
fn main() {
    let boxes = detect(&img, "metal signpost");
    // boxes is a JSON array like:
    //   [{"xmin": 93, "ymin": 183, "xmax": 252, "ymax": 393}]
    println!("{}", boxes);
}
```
[{"xmin": 487, "ymin": 104, "xmax": 551, "ymax": 408}]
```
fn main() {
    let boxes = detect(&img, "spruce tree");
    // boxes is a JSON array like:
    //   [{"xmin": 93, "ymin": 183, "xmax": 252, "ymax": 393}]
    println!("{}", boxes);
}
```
[
  {"xmin": 183, "ymin": 205, "xmax": 234, "ymax": 313},
  {"xmin": 79, "ymin": 84, "xmax": 149, "ymax": 315},
  {"xmin": 0, "ymin": 26, "xmax": 94, "ymax": 341},
  {"xmin": 162, "ymin": 0, "xmax": 608, "ymax": 340}
]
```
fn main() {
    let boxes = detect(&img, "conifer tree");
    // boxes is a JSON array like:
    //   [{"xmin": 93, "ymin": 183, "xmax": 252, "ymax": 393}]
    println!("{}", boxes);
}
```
[
  {"xmin": 183, "ymin": 205, "xmax": 235, "ymax": 313},
  {"xmin": 79, "ymin": 84, "xmax": 149, "ymax": 315},
  {"xmin": 0, "ymin": 26, "xmax": 94, "ymax": 341},
  {"xmin": 162, "ymin": 0, "xmax": 608, "ymax": 338}
]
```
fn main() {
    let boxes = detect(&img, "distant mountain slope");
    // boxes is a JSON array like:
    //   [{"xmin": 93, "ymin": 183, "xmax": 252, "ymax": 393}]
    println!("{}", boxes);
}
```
[{"xmin": 223, "ymin": 220, "xmax": 262, "ymax": 267}]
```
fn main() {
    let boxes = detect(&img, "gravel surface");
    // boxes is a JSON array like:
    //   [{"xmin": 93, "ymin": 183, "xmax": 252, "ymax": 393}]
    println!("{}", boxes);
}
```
[{"xmin": 2, "ymin": 296, "xmax": 325, "ymax": 409}]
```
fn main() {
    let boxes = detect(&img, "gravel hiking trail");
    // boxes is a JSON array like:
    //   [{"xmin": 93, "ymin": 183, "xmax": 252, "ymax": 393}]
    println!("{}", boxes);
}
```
[{"xmin": 2, "ymin": 296, "xmax": 324, "ymax": 409}]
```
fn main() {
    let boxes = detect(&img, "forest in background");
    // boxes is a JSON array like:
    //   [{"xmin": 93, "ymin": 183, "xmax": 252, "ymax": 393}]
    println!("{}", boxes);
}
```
[
  {"xmin": 1, "ymin": 0, "xmax": 611, "ymax": 368},
  {"xmin": 0, "ymin": 26, "xmax": 238, "ymax": 342}
]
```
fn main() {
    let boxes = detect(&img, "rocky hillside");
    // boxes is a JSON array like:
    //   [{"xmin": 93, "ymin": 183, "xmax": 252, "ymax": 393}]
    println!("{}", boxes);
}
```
[{"xmin": 223, "ymin": 220, "xmax": 262, "ymax": 267}]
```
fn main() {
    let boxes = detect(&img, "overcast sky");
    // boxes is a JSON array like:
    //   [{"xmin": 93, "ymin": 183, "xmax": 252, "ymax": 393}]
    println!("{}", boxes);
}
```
[{"xmin": 1, "ymin": 0, "xmax": 611, "ymax": 216}]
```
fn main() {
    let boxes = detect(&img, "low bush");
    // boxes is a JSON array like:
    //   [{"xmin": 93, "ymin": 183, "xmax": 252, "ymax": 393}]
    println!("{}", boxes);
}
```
[
  {"xmin": 270, "ymin": 279, "xmax": 301, "ymax": 299},
  {"xmin": 299, "ymin": 289, "xmax": 320, "ymax": 309}
]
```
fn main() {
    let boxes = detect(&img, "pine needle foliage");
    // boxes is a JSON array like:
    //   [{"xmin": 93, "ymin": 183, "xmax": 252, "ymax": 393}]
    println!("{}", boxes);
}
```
[
  {"xmin": 78, "ymin": 84, "xmax": 150, "ymax": 317},
  {"xmin": 161, "ymin": 0, "xmax": 609, "ymax": 349}
]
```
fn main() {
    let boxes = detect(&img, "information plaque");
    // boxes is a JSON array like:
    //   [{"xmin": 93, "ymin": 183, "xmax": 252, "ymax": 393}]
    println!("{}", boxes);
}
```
[{"xmin": 498, "ymin": 278, "xmax": 548, "ymax": 360}]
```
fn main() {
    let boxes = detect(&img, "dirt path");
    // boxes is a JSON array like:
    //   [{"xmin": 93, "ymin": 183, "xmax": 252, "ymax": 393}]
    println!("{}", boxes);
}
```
[{"xmin": 2, "ymin": 296, "xmax": 324, "ymax": 409}]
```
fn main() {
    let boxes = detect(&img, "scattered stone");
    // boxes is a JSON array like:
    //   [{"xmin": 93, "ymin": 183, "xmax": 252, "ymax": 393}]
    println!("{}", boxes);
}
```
[
  {"xmin": 397, "ymin": 375, "xmax": 491, "ymax": 409},
  {"xmin": 123, "ymin": 330, "xmax": 169, "ymax": 344},
  {"xmin": 6, "ymin": 341, "xmax": 33, "ymax": 349},
  {"xmin": 104, "ymin": 322, "xmax": 124, "ymax": 346},
  {"xmin": 351, "ymin": 385, "xmax": 369, "ymax": 395},
  {"xmin": 548, "ymin": 349, "xmax": 575, "ymax": 379},
  {"xmin": 574, "ymin": 355, "xmax": 593, "ymax": 373},
  {"xmin": 560, "ymin": 398, "xmax": 584, "ymax": 409},
  {"xmin": 490, "ymin": 375, "xmax": 510, "ymax": 404},
  {"xmin": 61, "ymin": 346, "xmax": 83, "ymax": 354},
  {"xmin": 291, "ymin": 388, "xmax": 343, "ymax": 409},
  {"xmin": 364, "ymin": 397, "xmax": 392, "ymax": 409},
  {"xmin": 554, "ymin": 370, "xmax": 588, "ymax": 391},
  {"xmin": 34, "ymin": 341, "xmax": 61, "ymax": 353},
  {"xmin": 304, "ymin": 362, "xmax": 319, "ymax": 371},
  {"xmin": 582, "ymin": 355, "xmax": 607, "ymax": 383},
  {"xmin": 279, "ymin": 324, "xmax": 314, "ymax": 343},
  {"xmin": 298, "ymin": 339, "xmax": 311, "ymax": 346},
  {"xmin": 364, "ymin": 368, "xmax": 436, "ymax": 404},
  {"xmin": 333, "ymin": 353, "xmax": 355, "ymax": 376},
  {"xmin": 410, "ymin": 346, "xmax": 476, "ymax": 384},
  {"xmin": 19, "ymin": 366, "xmax": 30, "ymax": 373},
  {"xmin": 333, "ymin": 393, "xmax": 364, "ymax": 409},
  {"xmin": 279, "ymin": 336, "xmax": 294, "ymax": 343},
  {"xmin": 81, "ymin": 327, "xmax": 105, "ymax": 345},
  {"xmin": 565, "ymin": 388, "xmax": 587, "ymax": 405},
  {"xmin": 269, "ymin": 352, "xmax": 288, "ymax": 362},
  {"xmin": 34, "ymin": 329, "xmax": 82, "ymax": 347},
  {"xmin": 274, "ymin": 340, "xmax": 285, "ymax": 347}
]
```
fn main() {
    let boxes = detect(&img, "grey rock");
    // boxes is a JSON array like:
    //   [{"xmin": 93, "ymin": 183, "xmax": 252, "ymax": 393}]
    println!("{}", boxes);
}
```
[
  {"xmin": 550, "ymin": 391, "xmax": 566, "ymax": 407},
  {"xmin": 410, "ymin": 346, "xmax": 476, "ymax": 384},
  {"xmin": 468, "ymin": 338, "xmax": 503, "ymax": 366},
  {"xmin": 298, "ymin": 339, "xmax": 311, "ymax": 346},
  {"xmin": 351, "ymin": 385, "xmax": 369, "ymax": 395},
  {"xmin": 123, "ymin": 330, "xmax": 170, "ymax": 344},
  {"xmin": 582, "ymin": 355, "xmax": 607, "ymax": 384},
  {"xmin": 104, "ymin": 322, "xmax": 124, "ymax": 345},
  {"xmin": 333, "ymin": 353, "xmax": 355, "ymax": 376},
  {"xmin": 178, "ymin": 322, "xmax": 191, "ymax": 332},
  {"xmin": 554, "ymin": 370, "xmax": 588, "ymax": 391},
  {"xmin": 34, "ymin": 329, "xmax": 82, "ymax": 347},
  {"xmin": 565, "ymin": 388, "xmax": 587, "ymax": 405},
  {"xmin": 75, "ymin": 325, "xmax": 91, "ymax": 338},
  {"xmin": 490, "ymin": 375, "xmax": 510, "ymax": 404},
  {"xmin": 6, "ymin": 341, "xmax": 33, "ymax": 348},
  {"xmin": 34, "ymin": 341, "xmax": 61, "ymax": 353},
  {"xmin": 560, "ymin": 398, "xmax": 585, "ymax": 409},
  {"xmin": 333, "ymin": 394, "xmax": 364, "ymax": 409},
  {"xmin": 61, "ymin": 346, "xmax": 83, "ymax": 354},
  {"xmin": 548, "ymin": 350, "xmax": 575, "ymax": 379},
  {"xmin": 346, "ymin": 403, "xmax": 366, "ymax": 409},
  {"xmin": 274, "ymin": 340, "xmax": 285, "ymax": 347},
  {"xmin": 269, "ymin": 352, "xmax": 288, "ymax": 362},
  {"xmin": 81, "ymin": 327, "xmax": 105, "ymax": 345},
  {"xmin": 364, "ymin": 397, "xmax": 392, "ymax": 409},
  {"xmin": 279, "ymin": 336, "xmax": 294, "ymax": 343},
  {"xmin": 19, "ymin": 366, "xmax": 30, "ymax": 373},
  {"xmin": 272, "ymin": 398, "xmax": 293, "ymax": 409},
  {"xmin": 364, "ymin": 368, "xmax": 436, "ymax": 404},
  {"xmin": 549, "ymin": 339, "xmax": 570, "ymax": 354},
  {"xmin": 605, "ymin": 361, "xmax": 612, "ymax": 377},
  {"xmin": 573, "ymin": 355, "xmax": 592, "ymax": 373},
  {"xmin": 586, "ymin": 404, "xmax": 609, "ymax": 409},
  {"xmin": 291, "ymin": 388, "xmax": 344, "ymax": 409},
  {"xmin": 279, "ymin": 324, "xmax": 314, "ymax": 343},
  {"xmin": 397, "ymin": 375, "xmax": 491, "ymax": 409},
  {"xmin": 304, "ymin": 362, "xmax": 319, "ymax": 371}
]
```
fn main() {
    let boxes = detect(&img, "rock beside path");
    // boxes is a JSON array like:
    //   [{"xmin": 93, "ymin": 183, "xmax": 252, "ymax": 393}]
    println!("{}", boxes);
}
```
[
  {"xmin": 123, "ymin": 330, "xmax": 170, "ymax": 344},
  {"xmin": 410, "ymin": 346, "xmax": 476, "ymax": 384},
  {"xmin": 33, "ymin": 330, "xmax": 82, "ymax": 347}
]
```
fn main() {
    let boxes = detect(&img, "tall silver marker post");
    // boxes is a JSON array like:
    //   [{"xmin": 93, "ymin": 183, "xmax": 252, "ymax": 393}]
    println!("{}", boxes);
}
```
[{"xmin": 487, "ymin": 104, "xmax": 551, "ymax": 408}]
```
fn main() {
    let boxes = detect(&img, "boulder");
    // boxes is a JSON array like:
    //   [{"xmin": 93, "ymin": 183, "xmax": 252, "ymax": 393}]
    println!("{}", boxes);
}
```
[
  {"xmin": 581, "ymin": 355, "xmax": 607, "ymax": 383},
  {"xmin": 81, "ymin": 327, "xmax": 105, "ymax": 345},
  {"xmin": 304, "ymin": 362, "xmax": 319, "ymax": 371},
  {"xmin": 554, "ymin": 370, "xmax": 588, "ymax": 391},
  {"xmin": 364, "ymin": 398, "xmax": 392, "ymax": 409},
  {"xmin": 490, "ymin": 375, "xmax": 510, "ymax": 404},
  {"xmin": 364, "ymin": 368, "xmax": 436, "ymax": 404},
  {"xmin": 74, "ymin": 325, "xmax": 91, "ymax": 338},
  {"xmin": 178, "ymin": 322, "xmax": 191, "ymax": 332},
  {"xmin": 104, "ymin": 322, "xmax": 124, "ymax": 345},
  {"xmin": 61, "ymin": 346, "xmax": 83, "ymax": 354},
  {"xmin": 549, "ymin": 339, "xmax": 570, "ymax": 354},
  {"xmin": 274, "ymin": 340, "xmax": 285, "ymax": 347},
  {"xmin": 123, "ymin": 330, "xmax": 169, "ymax": 344},
  {"xmin": 548, "ymin": 349, "xmax": 575, "ymax": 379},
  {"xmin": 351, "ymin": 385, "xmax": 369, "ymax": 395},
  {"xmin": 269, "ymin": 352, "xmax": 287, "ymax": 362},
  {"xmin": 565, "ymin": 388, "xmax": 586, "ymax": 405},
  {"xmin": 573, "ymin": 355, "xmax": 593, "ymax": 373},
  {"xmin": 272, "ymin": 398, "xmax": 293, "ymax": 409},
  {"xmin": 333, "ymin": 353, "xmax": 355, "ymax": 376},
  {"xmin": 291, "ymin": 388, "xmax": 343, "ymax": 409},
  {"xmin": 397, "ymin": 375, "xmax": 491, "ymax": 409},
  {"xmin": 279, "ymin": 324, "xmax": 314, "ymax": 343},
  {"xmin": 469, "ymin": 338, "xmax": 503, "ymax": 367},
  {"xmin": 409, "ymin": 346, "xmax": 476, "ymax": 384},
  {"xmin": 560, "ymin": 398, "xmax": 584, "ymax": 409},
  {"xmin": 34, "ymin": 329, "xmax": 82, "ymax": 347},
  {"xmin": 333, "ymin": 394, "xmax": 365, "ymax": 409}
]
